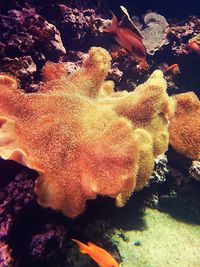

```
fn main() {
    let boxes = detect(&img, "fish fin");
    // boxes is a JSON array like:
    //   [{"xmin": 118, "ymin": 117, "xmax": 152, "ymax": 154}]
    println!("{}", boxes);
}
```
[
  {"xmin": 87, "ymin": 242, "xmax": 106, "ymax": 252},
  {"xmin": 72, "ymin": 239, "xmax": 89, "ymax": 254},
  {"xmin": 87, "ymin": 241, "xmax": 97, "ymax": 247},
  {"xmin": 104, "ymin": 11, "xmax": 119, "ymax": 33},
  {"xmin": 120, "ymin": 5, "xmax": 143, "ymax": 39}
]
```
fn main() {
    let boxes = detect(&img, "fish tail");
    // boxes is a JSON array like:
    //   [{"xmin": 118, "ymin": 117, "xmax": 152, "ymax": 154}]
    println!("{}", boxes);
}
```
[
  {"xmin": 104, "ymin": 11, "xmax": 118, "ymax": 33},
  {"xmin": 72, "ymin": 239, "xmax": 89, "ymax": 254}
]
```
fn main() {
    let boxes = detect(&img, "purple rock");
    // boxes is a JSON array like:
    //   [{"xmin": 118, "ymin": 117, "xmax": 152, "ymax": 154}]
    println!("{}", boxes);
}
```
[
  {"xmin": 2, "ymin": 7, "xmax": 66, "ymax": 56},
  {"xmin": 0, "ymin": 166, "xmax": 69, "ymax": 266},
  {"xmin": 108, "ymin": 62, "xmax": 123, "ymax": 83},
  {"xmin": 0, "ymin": 171, "xmax": 36, "ymax": 240},
  {"xmin": 0, "ymin": 6, "xmax": 66, "ymax": 91},
  {"xmin": 30, "ymin": 224, "xmax": 67, "ymax": 262},
  {"xmin": 59, "ymin": 5, "xmax": 106, "ymax": 49},
  {"xmin": 169, "ymin": 16, "xmax": 200, "ymax": 56},
  {"xmin": 0, "ymin": 242, "xmax": 13, "ymax": 267},
  {"xmin": 1, "ymin": 56, "xmax": 36, "ymax": 83}
]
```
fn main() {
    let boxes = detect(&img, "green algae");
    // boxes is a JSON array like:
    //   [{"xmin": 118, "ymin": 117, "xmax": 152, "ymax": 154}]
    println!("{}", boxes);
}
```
[{"xmin": 112, "ymin": 208, "xmax": 200, "ymax": 267}]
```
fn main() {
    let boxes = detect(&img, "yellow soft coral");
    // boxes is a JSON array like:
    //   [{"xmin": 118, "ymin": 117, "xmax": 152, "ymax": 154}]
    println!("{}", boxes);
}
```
[
  {"xmin": 0, "ymin": 47, "xmax": 174, "ymax": 217},
  {"xmin": 169, "ymin": 92, "xmax": 200, "ymax": 159}
]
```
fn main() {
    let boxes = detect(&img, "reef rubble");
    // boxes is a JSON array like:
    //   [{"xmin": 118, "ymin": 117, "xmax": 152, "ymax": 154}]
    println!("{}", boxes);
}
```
[{"xmin": 0, "ymin": 1, "xmax": 200, "ymax": 267}]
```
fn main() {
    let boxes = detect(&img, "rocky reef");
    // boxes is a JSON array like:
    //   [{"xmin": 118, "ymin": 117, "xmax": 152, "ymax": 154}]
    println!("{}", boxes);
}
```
[{"xmin": 0, "ymin": 1, "xmax": 199, "ymax": 267}]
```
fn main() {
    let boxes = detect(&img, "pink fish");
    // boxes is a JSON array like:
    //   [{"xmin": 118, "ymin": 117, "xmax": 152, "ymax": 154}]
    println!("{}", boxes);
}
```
[
  {"xmin": 188, "ymin": 40, "xmax": 200, "ymax": 53},
  {"xmin": 165, "ymin": 63, "xmax": 180, "ymax": 74},
  {"xmin": 104, "ymin": 12, "xmax": 146, "ymax": 61}
]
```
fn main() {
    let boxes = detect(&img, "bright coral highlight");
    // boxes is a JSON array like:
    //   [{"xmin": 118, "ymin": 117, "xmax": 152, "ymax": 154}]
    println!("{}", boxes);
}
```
[{"xmin": 0, "ymin": 47, "xmax": 174, "ymax": 217}]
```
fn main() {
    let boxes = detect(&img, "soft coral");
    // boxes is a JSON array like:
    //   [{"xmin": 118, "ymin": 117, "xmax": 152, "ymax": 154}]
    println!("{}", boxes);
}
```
[{"xmin": 0, "ymin": 47, "xmax": 174, "ymax": 217}]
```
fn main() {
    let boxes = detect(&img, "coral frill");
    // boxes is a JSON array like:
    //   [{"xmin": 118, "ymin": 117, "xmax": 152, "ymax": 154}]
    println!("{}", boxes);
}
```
[{"xmin": 0, "ymin": 47, "xmax": 174, "ymax": 217}]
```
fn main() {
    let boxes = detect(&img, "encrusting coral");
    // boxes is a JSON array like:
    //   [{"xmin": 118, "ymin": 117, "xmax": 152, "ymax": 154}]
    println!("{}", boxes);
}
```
[
  {"xmin": 169, "ymin": 92, "xmax": 200, "ymax": 159},
  {"xmin": 0, "ymin": 47, "xmax": 174, "ymax": 217}
]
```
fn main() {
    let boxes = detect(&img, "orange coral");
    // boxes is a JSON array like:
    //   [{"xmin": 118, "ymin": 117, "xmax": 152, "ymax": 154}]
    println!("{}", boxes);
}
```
[
  {"xmin": 0, "ymin": 47, "xmax": 174, "ymax": 217},
  {"xmin": 169, "ymin": 92, "xmax": 200, "ymax": 159}
]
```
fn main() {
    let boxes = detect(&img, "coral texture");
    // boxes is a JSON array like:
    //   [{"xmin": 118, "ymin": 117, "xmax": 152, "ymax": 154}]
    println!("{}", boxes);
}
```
[
  {"xmin": 0, "ymin": 6, "xmax": 66, "ymax": 91},
  {"xmin": 0, "ymin": 47, "xmax": 174, "ymax": 217},
  {"xmin": 148, "ymin": 155, "xmax": 169, "ymax": 185},
  {"xmin": 141, "ymin": 12, "xmax": 169, "ymax": 55},
  {"xmin": 169, "ymin": 16, "xmax": 200, "ymax": 56},
  {"xmin": 0, "ymin": 171, "xmax": 35, "ymax": 267},
  {"xmin": 189, "ymin": 160, "xmax": 200, "ymax": 181},
  {"xmin": 0, "ymin": 241, "xmax": 13, "ymax": 267},
  {"xmin": 0, "ymin": 171, "xmax": 35, "ymax": 239},
  {"xmin": 1, "ymin": 56, "xmax": 37, "ymax": 86},
  {"xmin": 0, "ymin": 167, "xmax": 70, "ymax": 267},
  {"xmin": 169, "ymin": 92, "xmax": 200, "ymax": 159},
  {"xmin": 59, "ymin": 5, "xmax": 103, "ymax": 49},
  {"xmin": 0, "ymin": 7, "xmax": 66, "ymax": 57},
  {"xmin": 29, "ymin": 224, "xmax": 67, "ymax": 263}
]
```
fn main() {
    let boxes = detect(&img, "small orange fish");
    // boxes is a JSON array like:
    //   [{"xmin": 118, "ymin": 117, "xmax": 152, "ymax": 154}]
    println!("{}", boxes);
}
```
[
  {"xmin": 104, "ymin": 12, "xmax": 146, "ymax": 62},
  {"xmin": 165, "ymin": 63, "xmax": 180, "ymax": 74},
  {"xmin": 188, "ymin": 40, "xmax": 200, "ymax": 53},
  {"xmin": 72, "ymin": 239, "xmax": 119, "ymax": 267}
]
